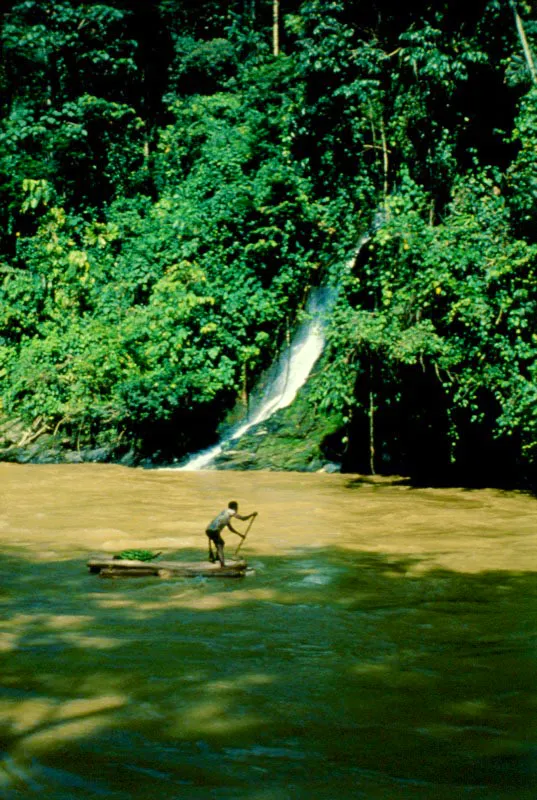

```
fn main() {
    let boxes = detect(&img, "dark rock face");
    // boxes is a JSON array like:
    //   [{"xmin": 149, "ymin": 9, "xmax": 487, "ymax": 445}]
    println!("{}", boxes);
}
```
[{"xmin": 210, "ymin": 392, "xmax": 344, "ymax": 472}]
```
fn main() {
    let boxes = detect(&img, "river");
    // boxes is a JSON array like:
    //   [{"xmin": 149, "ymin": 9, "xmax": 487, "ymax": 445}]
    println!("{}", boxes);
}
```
[{"xmin": 1, "ymin": 463, "xmax": 537, "ymax": 799}]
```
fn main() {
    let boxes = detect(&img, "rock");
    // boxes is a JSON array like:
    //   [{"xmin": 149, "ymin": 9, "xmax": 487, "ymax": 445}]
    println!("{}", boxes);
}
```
[
  {"xmin": 82, "ymin": 447, "xmax": 110, "ymax": 463},
  {"xmin": 317, "ymin": 462, "xmax": 341, "ymax": 474},
  {"xmin": 64, "ymin": 451, "xmax": 84, "ymax": 464},
  {"xmin": 119, "ymin": 449, "xmax": 137, "ymax": 467}
]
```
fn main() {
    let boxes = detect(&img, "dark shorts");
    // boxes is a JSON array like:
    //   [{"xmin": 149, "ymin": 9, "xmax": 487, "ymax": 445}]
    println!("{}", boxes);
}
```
[{"xmin": 206, "ymin": 528, "xmax": 224, "ymax": 546}]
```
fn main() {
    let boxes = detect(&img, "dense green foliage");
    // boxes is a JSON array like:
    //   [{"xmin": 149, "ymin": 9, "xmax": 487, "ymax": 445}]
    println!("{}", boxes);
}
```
[{"xmin": 1, "ymin": 0, "xmax": 536, "ymax": 483}]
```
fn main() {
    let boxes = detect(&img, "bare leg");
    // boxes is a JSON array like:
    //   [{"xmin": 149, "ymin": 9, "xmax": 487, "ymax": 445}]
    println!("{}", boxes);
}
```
[
  {"xmin": 207, "ymin": 536, "xmax": 216, "ymax": 563},
  {"xmin": 216, "ymin": 540, "xmax": 225, "ymax": 567}
]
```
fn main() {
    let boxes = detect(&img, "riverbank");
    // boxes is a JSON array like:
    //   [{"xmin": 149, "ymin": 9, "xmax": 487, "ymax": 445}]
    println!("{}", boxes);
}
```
[
  {"xmin": 0, "ymin": 378, "xmax": 344, "ymax": 472},
  {"xmin": 0, "ymin": 417, "xmax": 138, "ymax": 467}
]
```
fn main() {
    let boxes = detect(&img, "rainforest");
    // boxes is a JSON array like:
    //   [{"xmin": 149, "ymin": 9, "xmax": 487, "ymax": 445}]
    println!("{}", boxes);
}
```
[{"xmin": 1, "ymin": 0, "xmax": 536, "ymax": 485}]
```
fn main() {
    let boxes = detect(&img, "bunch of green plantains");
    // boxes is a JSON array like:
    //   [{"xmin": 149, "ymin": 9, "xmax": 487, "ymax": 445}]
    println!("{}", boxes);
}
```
[{"xmin": 114, "ymin": 549, "xmax": 162, "ymax": 561}]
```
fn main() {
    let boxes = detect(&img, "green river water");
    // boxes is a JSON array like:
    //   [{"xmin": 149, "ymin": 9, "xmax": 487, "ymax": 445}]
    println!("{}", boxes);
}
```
[{"xmin": 1, "ymin": 463, "xmax": 537, "ymax": 799}]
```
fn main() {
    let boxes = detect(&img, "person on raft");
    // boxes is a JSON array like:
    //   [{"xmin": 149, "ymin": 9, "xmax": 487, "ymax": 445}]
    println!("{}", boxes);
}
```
[{"xmin": 205, "ymin": 501, "xmax": 257, "ymax": 567}]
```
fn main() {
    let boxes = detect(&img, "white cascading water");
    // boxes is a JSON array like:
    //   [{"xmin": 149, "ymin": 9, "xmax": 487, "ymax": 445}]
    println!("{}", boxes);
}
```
[{"xmin": 178, "ymin": 285, "xmax": 337, "ymax": 470}]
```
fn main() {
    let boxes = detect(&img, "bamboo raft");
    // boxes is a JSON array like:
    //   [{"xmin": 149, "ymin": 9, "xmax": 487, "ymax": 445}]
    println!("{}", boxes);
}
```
[{"xmin": 87, "ymin": 556, "xmax": 248, "ymax": 579}]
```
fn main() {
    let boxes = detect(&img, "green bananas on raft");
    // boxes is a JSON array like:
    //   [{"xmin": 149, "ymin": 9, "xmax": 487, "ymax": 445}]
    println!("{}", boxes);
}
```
[{"xmin": 116, "ymin": 549, "xmax": 161, "ymax": 562}]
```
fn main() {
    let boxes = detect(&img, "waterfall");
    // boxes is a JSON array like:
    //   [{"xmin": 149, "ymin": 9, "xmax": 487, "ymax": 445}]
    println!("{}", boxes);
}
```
[
  {"xmin": 171, "ymin": 219, "xmax": 381, "ymax": 471},
  {"xmin": 177, "ymin": 285, "xmax": 337, "ymax": 470}
]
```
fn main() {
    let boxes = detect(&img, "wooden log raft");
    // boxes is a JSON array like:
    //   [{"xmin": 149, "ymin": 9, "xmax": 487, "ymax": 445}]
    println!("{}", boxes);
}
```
[{"xmin": 87, "ymin": 556, "xmax": 247, "ymax": 579}]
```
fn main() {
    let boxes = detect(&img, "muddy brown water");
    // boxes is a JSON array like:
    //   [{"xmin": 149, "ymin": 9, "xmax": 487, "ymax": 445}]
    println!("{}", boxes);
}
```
[{"xmin": 1, "ymin": 463, "xmax": 537, "ymax": 799}]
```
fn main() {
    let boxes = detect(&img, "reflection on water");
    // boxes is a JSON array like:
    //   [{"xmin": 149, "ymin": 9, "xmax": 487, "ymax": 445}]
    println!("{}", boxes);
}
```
[{"xmin": 1, "ymin": 464, "xmax": 537, "ymax": 798}]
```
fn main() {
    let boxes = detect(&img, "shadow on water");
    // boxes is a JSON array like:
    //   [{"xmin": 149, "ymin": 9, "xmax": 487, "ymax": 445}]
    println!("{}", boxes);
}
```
[{"xmin": 1, "ymin": 548, "xmax": 537, "ymax": 799}]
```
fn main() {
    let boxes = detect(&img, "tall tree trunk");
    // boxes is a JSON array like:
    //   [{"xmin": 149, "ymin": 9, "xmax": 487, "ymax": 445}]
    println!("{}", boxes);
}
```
[
  {"xmin": 241, "ymin": 362, "xmax": 249, "ymax": 411},
  {"xmin": 511, "ymin": 1, "xmax": 537, "ymax": 85},
  {"xmin": 380, "ymin": 117, "xmax": 389, "ymax": 203},
  {"xmin": 273, "ymin": 0, "xmax": 280, "ymax": 56},
  {"xmin": 369, "ymin": 360, "xmax": 376, "ymax": 475}
]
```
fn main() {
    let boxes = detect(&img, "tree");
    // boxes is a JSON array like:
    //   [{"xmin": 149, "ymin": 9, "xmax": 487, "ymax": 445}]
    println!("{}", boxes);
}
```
[{"xmin": 273, "ymin": 0, "xmax": 280, "ymax": 55}]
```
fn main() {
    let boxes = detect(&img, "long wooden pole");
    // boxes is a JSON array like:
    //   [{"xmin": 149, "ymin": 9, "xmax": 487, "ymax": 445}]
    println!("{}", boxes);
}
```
[{"xmin": 234, "ymin": 515, "xmax": 256, "ymax": 557}]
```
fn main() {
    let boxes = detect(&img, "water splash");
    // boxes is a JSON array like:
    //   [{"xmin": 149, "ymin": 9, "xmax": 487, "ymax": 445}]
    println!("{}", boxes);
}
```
[{"xmin": 178, "ymin": 285, "xmax": 337, "ymax": 470}]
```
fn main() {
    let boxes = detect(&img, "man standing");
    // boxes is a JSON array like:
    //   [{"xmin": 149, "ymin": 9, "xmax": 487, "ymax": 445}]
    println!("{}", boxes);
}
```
[{"xmin": 206, "ymin": 501, "xmax": 257, "ymax": 567}]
